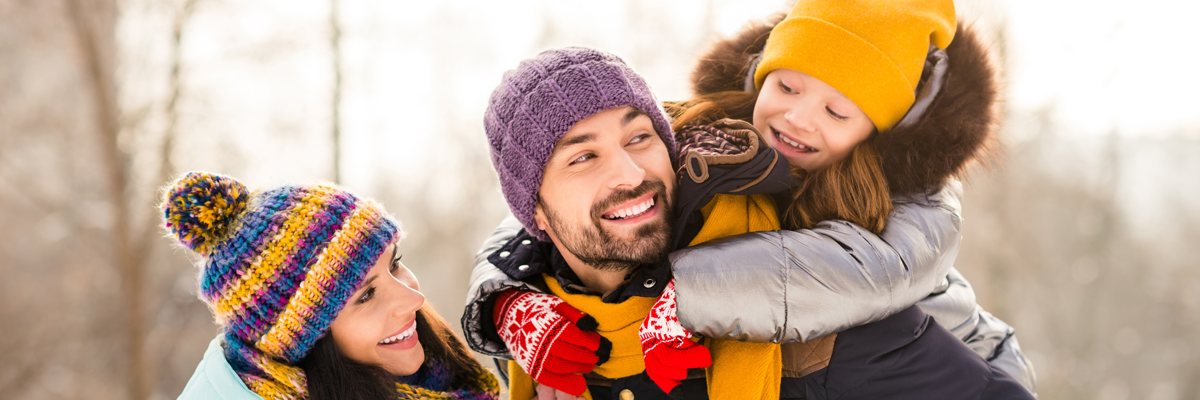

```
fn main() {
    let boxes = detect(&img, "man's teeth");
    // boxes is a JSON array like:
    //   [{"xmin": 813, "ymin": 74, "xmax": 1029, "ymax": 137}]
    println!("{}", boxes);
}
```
[
  {"xmin": 379, "ymin": 325, "xmax": 416, "ymax": 345},
  {"xmin": 604, "ymin": 197, "xmax": 655, "ymax": 220}
]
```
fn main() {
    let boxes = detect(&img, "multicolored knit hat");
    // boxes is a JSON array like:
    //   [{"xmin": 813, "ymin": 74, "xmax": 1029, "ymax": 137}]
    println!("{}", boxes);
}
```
[
  {"xmin": 162, "ymin": 171, "xmax": 401, "ymax": 400},
  {"xmin": 484, "ymin": 47, "xmax": 677, "ymax": 241}
]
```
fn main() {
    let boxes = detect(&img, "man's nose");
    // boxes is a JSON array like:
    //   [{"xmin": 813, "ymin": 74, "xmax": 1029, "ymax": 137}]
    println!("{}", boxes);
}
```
[{"xmin": 606, "ymin": 149, "xmax": 646, "ymax": 189}]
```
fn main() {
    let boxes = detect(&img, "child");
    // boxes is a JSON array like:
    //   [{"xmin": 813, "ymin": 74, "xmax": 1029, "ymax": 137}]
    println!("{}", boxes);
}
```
[
  {"xmin": 167, "ymin": 172, "xmax": 500, "ymax": 400},
  {"xmin": 660, "ymin": 0, "xmax": 1036, "ymax": 397}
]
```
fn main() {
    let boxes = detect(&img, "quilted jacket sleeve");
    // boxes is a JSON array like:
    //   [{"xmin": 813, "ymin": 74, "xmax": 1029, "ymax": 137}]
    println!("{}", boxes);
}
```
[
  {"xmin": 670, "ymin": 181, "xmax": 964, "ymax": 344},
  {"xmin": 918, "ymin": 268, "xmax": 1038, "ymax": 394},
  {"xmin": 460, "ymin": 216, "xmax": 546, "ymax": 358}
]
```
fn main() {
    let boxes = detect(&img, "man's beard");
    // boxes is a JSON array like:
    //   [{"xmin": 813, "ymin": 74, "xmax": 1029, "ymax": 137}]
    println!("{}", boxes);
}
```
[{"xmin": 541, "ymin": 179, "xmax": 675, "ymax": 272}]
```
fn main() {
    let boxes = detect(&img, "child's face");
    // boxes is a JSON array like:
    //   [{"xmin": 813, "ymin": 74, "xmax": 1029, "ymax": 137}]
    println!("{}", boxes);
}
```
[
  {"xmin": 753, "ymin": 68, "xmax": 875, "ymax": 171},
  {"xmin": 328, "ymin": 243, "xmax": 426, "ymax": 376}
]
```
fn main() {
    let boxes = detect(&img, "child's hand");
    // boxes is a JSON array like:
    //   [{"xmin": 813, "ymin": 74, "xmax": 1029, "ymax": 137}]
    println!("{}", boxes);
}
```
[{"xmin": 639, "ymin": 280, "xmax": 712, "ymax": 394}]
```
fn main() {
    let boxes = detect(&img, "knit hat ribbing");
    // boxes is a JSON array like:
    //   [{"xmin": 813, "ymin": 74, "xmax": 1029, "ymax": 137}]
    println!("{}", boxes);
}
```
[
  {"xmin": 753, "ymin": 0, "xmax": 956, "ymax": 131},
  {"xmin": 484, "ymin": 47, "xmax": 677, "ymax": 241},
  {"xmin": 163, "ymin": 171, "xmax": 401, "ymax": 399}
]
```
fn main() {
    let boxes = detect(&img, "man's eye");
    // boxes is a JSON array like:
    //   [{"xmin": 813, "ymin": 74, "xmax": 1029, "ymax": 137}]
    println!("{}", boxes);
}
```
[{"xmin": 569, "ymin": 154, "xmax": 594, "ymax": 165}]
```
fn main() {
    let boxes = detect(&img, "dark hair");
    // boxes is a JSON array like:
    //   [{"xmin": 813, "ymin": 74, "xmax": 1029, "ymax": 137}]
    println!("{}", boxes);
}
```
[
  {"xmin": 297, "ymin": 304, "xmax": 489, "ymax": 400},
  {"xmin": 669, "ymin": 90, "xmax": 893, "ymax": 234}
]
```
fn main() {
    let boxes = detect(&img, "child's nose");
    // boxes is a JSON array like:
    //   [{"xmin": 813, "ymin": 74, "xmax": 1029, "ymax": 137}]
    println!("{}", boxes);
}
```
[{"xmin": 784, "ymin": 104, "xmax": 817, "ymax": 133}]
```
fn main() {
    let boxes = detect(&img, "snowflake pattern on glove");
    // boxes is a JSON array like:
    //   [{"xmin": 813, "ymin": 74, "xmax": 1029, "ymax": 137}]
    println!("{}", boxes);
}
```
[
  {"xmin": 498, "ymin": 293, "xmax": 568, "ymax": 375},
  {"xmin": 640, "ymin": 280, "xmax": 689, "ymax": 349}
]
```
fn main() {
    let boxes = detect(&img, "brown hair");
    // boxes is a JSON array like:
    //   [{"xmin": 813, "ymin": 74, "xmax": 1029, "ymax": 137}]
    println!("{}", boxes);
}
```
[{"xmin": 670, "ymin": 90, "xmax": 893, "ymax": 234}]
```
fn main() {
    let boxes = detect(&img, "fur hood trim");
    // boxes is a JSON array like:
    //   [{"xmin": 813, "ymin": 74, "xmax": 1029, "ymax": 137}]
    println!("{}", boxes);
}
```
[{"xmin": 690, "ymin": 17, "xmax": 999, "ymax": 195}]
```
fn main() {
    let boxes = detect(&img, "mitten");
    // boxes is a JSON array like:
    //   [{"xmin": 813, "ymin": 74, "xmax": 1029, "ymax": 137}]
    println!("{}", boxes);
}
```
[
  {"xmin": 495, "ymin": 289, "xmax": 612, "ymax": 396},
  {"xmin": 639, "ymin": 280, "xmax": 712, "ymax": 394}
]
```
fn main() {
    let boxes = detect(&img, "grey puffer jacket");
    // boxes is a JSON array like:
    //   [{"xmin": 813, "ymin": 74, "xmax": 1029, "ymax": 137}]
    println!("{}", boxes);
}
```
[{"xmin": 462, "ymin": 182, "xmax": 1035, "ymax": 394}]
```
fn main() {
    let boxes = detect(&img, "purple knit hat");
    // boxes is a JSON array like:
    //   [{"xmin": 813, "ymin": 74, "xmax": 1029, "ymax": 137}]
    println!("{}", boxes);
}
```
[{"xmin": 484, "ymin": 47, "xmax": 677, "ymax": 241}]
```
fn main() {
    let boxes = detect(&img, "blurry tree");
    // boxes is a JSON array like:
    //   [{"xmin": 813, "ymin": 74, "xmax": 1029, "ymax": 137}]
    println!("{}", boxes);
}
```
[
  {"xmin": 0, "ymin": 0, "xmax": 200, "ymax": 398},
  {"xmin": 330, "ymin": 0, "xmax": 343, "ymax": 183}
]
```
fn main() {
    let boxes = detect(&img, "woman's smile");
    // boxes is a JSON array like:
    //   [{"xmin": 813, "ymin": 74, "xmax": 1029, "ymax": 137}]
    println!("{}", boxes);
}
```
[{"xmin": 379, "ymin": 319, "xmax": 420, "ymax": 350}]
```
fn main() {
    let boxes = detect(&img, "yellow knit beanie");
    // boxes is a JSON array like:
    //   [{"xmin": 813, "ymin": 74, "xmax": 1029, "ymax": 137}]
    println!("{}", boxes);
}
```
[{"xmin": 753, "ymin": 0, "xmax": 956, "ymax": 131}]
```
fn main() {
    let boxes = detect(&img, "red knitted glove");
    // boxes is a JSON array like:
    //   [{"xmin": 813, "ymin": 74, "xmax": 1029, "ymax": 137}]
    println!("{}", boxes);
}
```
[
  {"xmin": 639, "ymin": 280, "xmax": 712, "ymax": 394},
  {"xmin": 494, "ymin": 290, "xmax": 611, "ymax": 396}
]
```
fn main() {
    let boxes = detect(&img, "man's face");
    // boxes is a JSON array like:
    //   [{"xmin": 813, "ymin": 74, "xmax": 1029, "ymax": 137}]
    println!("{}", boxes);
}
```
[{"xmin": 534, "ymin": 106, "xmax": 676, "ymax": 272}]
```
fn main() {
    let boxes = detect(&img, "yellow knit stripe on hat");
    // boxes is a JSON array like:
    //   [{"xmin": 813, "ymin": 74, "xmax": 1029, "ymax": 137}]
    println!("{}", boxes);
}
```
[
  {"xmin": 256, "ymin": 202, "xmax": 391, "ymax": 357},
  {"xmin": 754, "ymin": 0, "xmax": 956, "ymax": 131},
  {"xmin": 212, "ymin": 186, "xmax": 341, "ymax": 323}
]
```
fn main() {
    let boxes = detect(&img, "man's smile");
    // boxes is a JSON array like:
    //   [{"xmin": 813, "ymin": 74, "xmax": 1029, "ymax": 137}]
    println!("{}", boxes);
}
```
[{"xmin": 600, "ymin": 193, "xmax": 658, "ymax": 224}]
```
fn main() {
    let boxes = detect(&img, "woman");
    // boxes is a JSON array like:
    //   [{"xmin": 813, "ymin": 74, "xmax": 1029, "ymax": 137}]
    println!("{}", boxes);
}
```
[{"xmin": 167, "ymin": 172, "xmax": 499, "ymax": 400}]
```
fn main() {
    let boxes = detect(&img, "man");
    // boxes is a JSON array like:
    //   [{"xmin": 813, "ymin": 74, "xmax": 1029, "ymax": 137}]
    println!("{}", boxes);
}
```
[{"xmin": 463, "ymin": 47, "xmax": 1034, "ymax": 400}]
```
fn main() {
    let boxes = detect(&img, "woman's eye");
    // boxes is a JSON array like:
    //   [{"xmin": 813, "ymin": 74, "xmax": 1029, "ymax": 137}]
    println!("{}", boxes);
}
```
[
  {"xmin": 569, "ymin": 153, "xmax": 594, "ymax": 165},
  {"xmin": 778, "ymin": 82, "xmax": 796, "ymax": 94},
  {"xmin": 391, "ymin": 254, "xmax": 402, "ymax": 272},
  {"xmin": 826, "ymin": 106, "xmax": 848, "ymax": 121},
  {"xmin": 629, "ymin": 133, "xmax": 651, "ymax": 145},
  {"xmin": 357, "ymin": 287, "xmax": 375, "ymax": 304}
]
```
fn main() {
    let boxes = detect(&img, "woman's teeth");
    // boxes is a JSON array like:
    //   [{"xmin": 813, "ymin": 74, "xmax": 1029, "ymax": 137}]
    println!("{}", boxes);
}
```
[
  {"xmin": 379, "ymin": 324, "xmax": 416, "ymax": 345},
  {"xmin": 774, "ymin": 129, "xmax": 816, "ymax": 153},
  {"xmin": 602, "ymin": 197, "xmax": 655, "ymax": 220}
]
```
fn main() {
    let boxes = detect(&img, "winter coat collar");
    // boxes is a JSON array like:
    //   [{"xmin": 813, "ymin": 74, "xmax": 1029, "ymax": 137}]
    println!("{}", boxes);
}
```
[
  {"xmin": 177, "ymin": 337, "xmax": 266, "ymax": 400},
  {"xmin": 690, "ymin": 19, "xmax": 999, "ymax": 194},
  {"xmin": 672, "ymin": 119, "xmax": 799, "ymax": 249}
]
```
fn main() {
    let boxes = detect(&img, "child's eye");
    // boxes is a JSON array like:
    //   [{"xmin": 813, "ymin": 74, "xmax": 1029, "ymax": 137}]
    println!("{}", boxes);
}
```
[
  {"xmin": 826, "ymin": 106, "xmax": 848, "ymax": 121},
  {"xmin": 778, "ymin": 81, "xmax": 796, "ymax": 94}
]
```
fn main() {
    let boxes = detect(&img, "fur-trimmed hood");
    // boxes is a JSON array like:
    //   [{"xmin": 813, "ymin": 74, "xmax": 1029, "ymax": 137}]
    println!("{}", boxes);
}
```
[{"xmin": 690, "ymin": 16, "xmax": 999, "ymax": 195}]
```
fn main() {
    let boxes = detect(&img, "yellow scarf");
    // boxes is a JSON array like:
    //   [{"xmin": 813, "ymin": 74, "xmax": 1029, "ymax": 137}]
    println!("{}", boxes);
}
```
[
  {"xmin": 689, "ymin": 193, "xmax": 783, "ymax": 400},
  {"xmin": 508, "ymin": 275, "xmax": 656, "ymax": 400},
  {"xmin": 508, "ymin": 193, "xmax": 780, "ymax": 400}
]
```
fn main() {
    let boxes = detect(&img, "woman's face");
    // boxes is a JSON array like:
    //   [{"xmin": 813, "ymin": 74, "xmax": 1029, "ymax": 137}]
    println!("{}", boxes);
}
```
[
  {"xmin": 328, "ymin": 243, "xmax": 426, "ymax": 376},
  {"xmin": 753, "ymin": 68, "xmax": 876, "ymax": 171}
]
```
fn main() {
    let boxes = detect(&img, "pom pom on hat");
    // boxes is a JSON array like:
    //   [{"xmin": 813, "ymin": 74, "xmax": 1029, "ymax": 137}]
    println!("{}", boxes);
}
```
[{"xmin": 163, "ymin": 171, "xmax": 249, "ymax": 256}]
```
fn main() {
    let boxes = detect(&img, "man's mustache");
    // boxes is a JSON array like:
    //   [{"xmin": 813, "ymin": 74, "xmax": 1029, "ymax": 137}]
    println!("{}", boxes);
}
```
[{"xmin": 590, "ymin": 180, "xmax": 668, "ymax": 221}]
